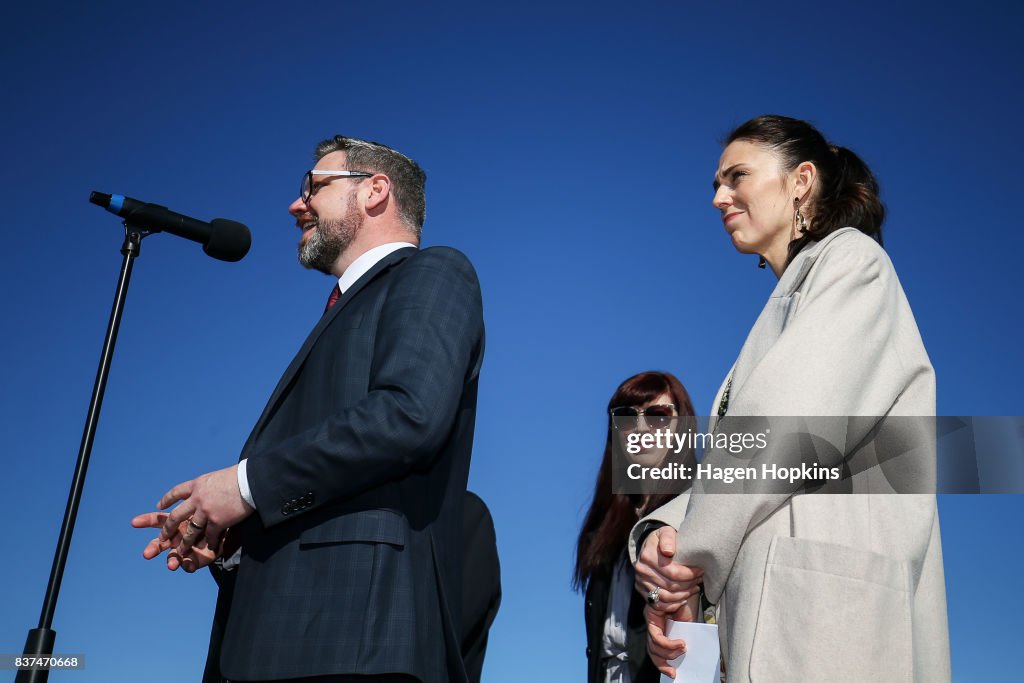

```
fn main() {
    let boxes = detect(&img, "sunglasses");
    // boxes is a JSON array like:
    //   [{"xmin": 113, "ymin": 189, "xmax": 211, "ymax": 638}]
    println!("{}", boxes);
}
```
[{"xmin": 609, "ymin": 404, "xmax": 677, "ymax": 430}]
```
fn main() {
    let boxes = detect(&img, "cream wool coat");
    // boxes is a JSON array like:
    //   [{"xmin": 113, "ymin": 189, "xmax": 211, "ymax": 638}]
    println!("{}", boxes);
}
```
[{"xmin": 631, "ymin": 228, "xmax": 950, "ymax": 682}]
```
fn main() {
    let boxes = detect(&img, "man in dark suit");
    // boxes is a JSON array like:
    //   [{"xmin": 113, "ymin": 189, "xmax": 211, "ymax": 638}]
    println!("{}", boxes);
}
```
[
  {"xmin": 201, "ymin": 491, "xmax": 501, "ymax": 683},
  {"xmin": 133, "ymin": 135, "xmax": 485, "ymax": 683}
]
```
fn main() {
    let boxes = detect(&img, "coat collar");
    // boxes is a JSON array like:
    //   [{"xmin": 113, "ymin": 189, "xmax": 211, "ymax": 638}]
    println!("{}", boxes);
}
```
[
  {"xmin": 710, "ymin": 227, "xmax": 862, "ymax": 422},
  {"xmin": 771, "ymin": 227, "xmax": 860, "ymax": 299},
  {"xmin": 322, "ymin": 246, "xmax": 417, "ymax": 323}
]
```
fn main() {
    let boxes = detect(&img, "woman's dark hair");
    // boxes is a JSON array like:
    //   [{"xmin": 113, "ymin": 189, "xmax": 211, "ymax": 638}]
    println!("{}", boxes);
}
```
[
  {"xmin": 726, "ymin": 115, "xmax": 885, "ymax": 262},
  {"xmin": 573, "ymin": 371, "xmax": 696, "ymax": 591}
]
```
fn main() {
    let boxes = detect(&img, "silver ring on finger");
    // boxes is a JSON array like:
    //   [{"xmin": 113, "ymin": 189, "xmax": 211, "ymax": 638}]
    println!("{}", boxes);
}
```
[
  {"xmin": 187, "ymin": 518, "xmax": 205, "ymax": 532},
  {"xmin": 646, "ymin": 586, "xmax": 660, "ymax": 606}
]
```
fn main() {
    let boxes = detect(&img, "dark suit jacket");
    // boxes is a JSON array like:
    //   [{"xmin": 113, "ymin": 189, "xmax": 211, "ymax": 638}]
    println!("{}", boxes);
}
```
[
  {"xmin": 460, "ymin": 491, "xmax": 500, "ymax": 683},
  {"xmin": 214, "ymin": 246, "xmax": 484, "ymax": 682},
  {"xmin": 584, "ymin": 563, "xmax": 658, "ymax": 683},
  {"xmin": 206, "ymin": 488, "xmax": 500, "ymax": 683}
]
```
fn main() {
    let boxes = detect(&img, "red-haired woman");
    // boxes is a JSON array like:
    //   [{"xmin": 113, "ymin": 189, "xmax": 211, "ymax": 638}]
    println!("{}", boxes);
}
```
[{"xmin": 575, "ymin": 371, "xmax": 697, "ymax": 683}]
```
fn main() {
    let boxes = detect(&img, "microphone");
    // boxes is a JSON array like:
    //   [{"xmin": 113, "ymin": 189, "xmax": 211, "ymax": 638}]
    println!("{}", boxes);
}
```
[{"xmin": 89, "ymin": 191, "xmax": 251, "ymax": 262}]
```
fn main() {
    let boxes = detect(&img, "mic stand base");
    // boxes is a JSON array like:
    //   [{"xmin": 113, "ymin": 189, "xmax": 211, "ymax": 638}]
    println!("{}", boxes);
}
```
[{"xmin": 14, "ymin": 629, "xmax": 56, "ymax": 683}]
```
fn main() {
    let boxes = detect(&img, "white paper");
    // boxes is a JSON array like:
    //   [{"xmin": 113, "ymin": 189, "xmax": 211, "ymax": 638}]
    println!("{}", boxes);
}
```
[{"xmin": 658, "ymin": 619, "xmax": 720, "ymax": 683}]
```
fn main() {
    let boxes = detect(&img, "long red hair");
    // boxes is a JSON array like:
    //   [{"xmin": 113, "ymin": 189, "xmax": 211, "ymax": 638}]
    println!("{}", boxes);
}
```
[{"xmin": 573, "ymin": 371, "xmax": 695, "ymax": 590}]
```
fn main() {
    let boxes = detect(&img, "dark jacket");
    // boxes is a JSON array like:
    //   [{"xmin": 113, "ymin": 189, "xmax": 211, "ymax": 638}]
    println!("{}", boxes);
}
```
[
  {"xmin": 461, "ymin": 491, "xmax": 501, "ymax": 683},
  {"xmin": 206, "ymin": 489, "xmax": 501, "ymax": 683},
  {"xmin": 584, "ymin": 561, "xmax": 659, "ymax": 683},
  {"xmin": 211, "ymin": 247, "xmax": 484, "ymax": 683}
]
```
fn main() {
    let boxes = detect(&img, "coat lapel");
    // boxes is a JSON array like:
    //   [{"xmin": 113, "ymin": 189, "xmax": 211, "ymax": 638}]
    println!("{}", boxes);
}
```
[
  {"xmin": 727, "ymin": 228, "xmax": 859, "ymax": 402},
  {"xmin": 242, "ymin": 247, "xmax": 417, "ymax": 455}
]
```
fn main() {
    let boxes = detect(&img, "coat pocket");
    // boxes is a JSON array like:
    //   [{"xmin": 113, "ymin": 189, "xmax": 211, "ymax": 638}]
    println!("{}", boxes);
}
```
[
  {"xmin": 749, "ymin": 536, "xmax": 912, "ymax": 682},
  {"xmin": 298, "ymin": 508, "xmax": 408, "ymax": 547}
]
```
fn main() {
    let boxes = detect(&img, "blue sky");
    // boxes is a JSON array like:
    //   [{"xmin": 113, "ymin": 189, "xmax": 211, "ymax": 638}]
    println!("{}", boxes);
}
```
[{"xmin": 1, "ymin": 1, "xmax": 1021, "ymax": 681}]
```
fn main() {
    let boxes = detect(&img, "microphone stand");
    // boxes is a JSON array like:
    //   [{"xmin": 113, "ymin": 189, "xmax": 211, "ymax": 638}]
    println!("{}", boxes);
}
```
[{"xmin": 16, "ymin": 223, "xmax": 153, "ymax": 683}]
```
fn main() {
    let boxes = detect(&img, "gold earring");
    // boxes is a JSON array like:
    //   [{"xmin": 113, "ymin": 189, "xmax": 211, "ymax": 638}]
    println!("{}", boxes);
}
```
[{"xmin": 794, "ymin": 198, "xmax": 808, "ymax": 234}]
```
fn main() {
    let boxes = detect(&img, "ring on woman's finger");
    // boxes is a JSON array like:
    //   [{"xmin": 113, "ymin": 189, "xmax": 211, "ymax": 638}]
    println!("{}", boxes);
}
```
[{"xmin": 646, "ymin": 586, "xmax": 660, "ymax": 606}]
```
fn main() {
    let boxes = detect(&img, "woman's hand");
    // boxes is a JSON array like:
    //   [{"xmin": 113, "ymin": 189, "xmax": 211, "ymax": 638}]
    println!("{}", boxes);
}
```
[
  {"xmin": 636, "ymin": 525, "xmax": 705, "ymax": 677},
  {"xmin": 634, "ymin": 525, "xmax": 703, "ymax": 613},
  {"xmin": 645, "ymin": 604, "xmax": 687, "ymax": 678},
  {"xmin": 645, "ymin": 593, "xmax": 701, "ymax": 677}
]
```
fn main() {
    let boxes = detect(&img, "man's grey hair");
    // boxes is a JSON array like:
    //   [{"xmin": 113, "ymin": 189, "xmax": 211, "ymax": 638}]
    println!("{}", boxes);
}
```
[{"xmin": 314, "ymin": 135, "xmax": 426, "ymax": 237}]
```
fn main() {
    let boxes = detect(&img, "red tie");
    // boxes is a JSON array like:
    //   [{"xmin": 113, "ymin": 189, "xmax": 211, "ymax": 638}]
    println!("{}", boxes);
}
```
[{"xmin": 324, "ymin": 284, "xmax": 341, "ymax": 313}]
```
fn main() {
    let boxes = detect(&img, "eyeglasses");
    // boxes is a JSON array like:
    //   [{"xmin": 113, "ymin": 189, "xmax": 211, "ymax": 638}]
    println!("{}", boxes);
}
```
[
  {"xmin": 610, "ymin": 404, "xmax": 677, "ymax": 430},
  {"xmin": 300, "ymin": 169, "xmax": 373, "ymax": 204}
]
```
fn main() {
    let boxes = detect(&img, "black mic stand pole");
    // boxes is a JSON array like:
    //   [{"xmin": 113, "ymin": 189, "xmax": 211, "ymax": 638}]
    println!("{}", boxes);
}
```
[{"xmin": 16, "ymin": 222, "xmax": 154, "ymax": 683}]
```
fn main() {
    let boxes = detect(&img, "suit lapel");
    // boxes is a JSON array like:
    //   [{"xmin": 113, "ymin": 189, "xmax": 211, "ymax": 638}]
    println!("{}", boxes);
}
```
[{"xmin": 242, "ymin": 247, "xmax": 417, "ymax": 455}]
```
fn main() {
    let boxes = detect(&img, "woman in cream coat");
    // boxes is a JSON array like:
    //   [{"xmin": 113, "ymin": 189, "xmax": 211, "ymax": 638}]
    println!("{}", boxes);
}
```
[{"xmin": 631, "ymin": 115, "xmax": 949, "ymax": 682}]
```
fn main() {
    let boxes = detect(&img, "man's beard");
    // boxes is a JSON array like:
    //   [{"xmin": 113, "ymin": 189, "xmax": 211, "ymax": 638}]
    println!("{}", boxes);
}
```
[{"xmin": 298, "ymin": 196, "xmax": 360, "ymax": 274}]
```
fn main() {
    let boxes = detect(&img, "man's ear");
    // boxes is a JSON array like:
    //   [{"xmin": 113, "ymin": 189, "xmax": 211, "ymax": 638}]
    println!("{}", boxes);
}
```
[{"xmin": 365, "ymin": 174, "xmax": 391, "ymax": 212}]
